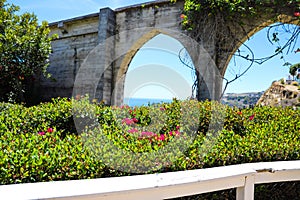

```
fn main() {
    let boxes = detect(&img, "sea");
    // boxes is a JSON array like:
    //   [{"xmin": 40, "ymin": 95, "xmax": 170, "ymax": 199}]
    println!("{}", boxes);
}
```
[{"xmin": 123, "ymin": 98, "xmax": 173, "ymax": 107}]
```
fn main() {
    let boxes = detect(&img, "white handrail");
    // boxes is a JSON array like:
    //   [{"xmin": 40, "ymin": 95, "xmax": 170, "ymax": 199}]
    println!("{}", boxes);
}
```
[{"xmin": 0, "ymin": 160, "xmax": 299, "ymax": 200}]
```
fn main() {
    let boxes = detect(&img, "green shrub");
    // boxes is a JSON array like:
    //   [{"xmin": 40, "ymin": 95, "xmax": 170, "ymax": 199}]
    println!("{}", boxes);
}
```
[
  {"xmin": 0, "ymin": 130, "xmax": 106, "ymax": 184},
  {"xmin": 0, "ymin": 98, "xmax": 299, "ymax": 185},
  {"xmin": 0, "ymin": 97, "xmax": 75, "ymax": 137}
]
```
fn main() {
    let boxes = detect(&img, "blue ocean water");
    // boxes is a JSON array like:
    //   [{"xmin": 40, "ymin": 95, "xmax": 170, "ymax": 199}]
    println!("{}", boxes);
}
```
[{"xmin": 123, "ymin": 98, "xmax": 172, "ymax": 107}]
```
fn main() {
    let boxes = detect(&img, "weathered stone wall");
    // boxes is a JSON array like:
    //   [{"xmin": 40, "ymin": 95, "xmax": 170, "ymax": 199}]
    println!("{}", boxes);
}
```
[
  {"xmin": 40, "ymin": 0, "xmax": 298, "ymax": 105},
  {"xmin": 42, "ymin": 14, "xmax": 99, "ymax": 100},
  {"xmin": 42, "ymin": 0, "xmax": 217, "ymax": 105}
]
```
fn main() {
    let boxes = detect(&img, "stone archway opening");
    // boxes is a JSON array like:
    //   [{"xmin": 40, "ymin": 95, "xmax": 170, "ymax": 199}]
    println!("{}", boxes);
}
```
[
  {"xmin": 121, "ymin": 33, "xmax": 196, "ymax": 106},
  {"xmin": 222, "ymin": 20, "xmax": 300, "ymax": 107}
]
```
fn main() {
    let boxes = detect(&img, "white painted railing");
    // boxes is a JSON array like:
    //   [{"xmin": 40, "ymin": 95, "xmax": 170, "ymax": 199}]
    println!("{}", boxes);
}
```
[{"xmin": 0, "ymin": 160, "xmax": 299, "ymax": 200}]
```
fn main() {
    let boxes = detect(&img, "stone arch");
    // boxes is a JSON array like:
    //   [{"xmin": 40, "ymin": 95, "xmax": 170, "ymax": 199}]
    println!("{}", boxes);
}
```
[
  {"xmin": 112, "ymin": 28, "xmax": 207, "ymax": 105},
  {"xmin": 221, "ymin": 14, "xmax": 299, "ymax": 77},
  {"xmin": 45, "ymin": 0, "xmax": 300, "ymax": 104},
  {"xmin": 116, "ymin": 29, "xmax": 162, "ymax": 82}
]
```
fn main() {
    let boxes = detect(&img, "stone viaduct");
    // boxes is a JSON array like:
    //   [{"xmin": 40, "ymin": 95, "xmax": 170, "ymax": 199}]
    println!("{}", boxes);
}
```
[{"xmin": 41, "ymin": 0, "xmax": 299, "ymax": 105}]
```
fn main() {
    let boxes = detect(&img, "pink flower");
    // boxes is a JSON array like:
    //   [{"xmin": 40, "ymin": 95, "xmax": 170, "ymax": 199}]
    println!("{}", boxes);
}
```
[
  {"xmin": 169, "ymin": 130, "xmax": 180, "ymax": 136},
  {"xmin": 47, "ymin": 128, "xmax": 54, "ymax": 133},
  {"xmin": 141, "ymin": 131, "xmax": 155, "ymax": 137},
  {"xmin": 176, "ymin": 126, "xmax": 180, "ymax": 130},
  {"xmin": 128, "ymin": 128, "xmax": 139, "ymax": 133},
  {"xmin": 157, "ymin": 134, "xmax": 165, "ymax": 141},
  {"xmin": 38, "ymin": 131, "xmax": 45, "ymax": 136},
  {"xmin": 122, "ymin": 118, "xmax": 135, "ymax": 125},
  {"xmin": 132, "ymin": 118, "xmax": 138, "ymax": 123},
  {"xmin": 160, "ymin": 107, "xmax": 166, "ymax": 111},
  {"xmin": 294, "ymin": 12, "xmax": 300, "ymax": 17},
  {"xmin": 121, "ymin": 105, "xmax": 129, "ymax": 109},
  {"xmin": 249, "ymin": 114, "xmax": 255, "ymax": 121}
]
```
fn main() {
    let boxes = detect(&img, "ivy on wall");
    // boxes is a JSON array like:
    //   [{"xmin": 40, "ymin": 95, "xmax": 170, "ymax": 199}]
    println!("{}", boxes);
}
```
[
  {"xmin": 172, "ymin": 0, "xmax": 300, "ymax": 97},
  {"xmin": 181, "ymin": 0, "xmax": 300, "ymax": 26}
]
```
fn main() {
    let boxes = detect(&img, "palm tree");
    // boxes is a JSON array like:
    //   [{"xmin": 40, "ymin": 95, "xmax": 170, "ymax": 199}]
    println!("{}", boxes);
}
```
[{"xmin": 289, "ymin": 63, "xmax": 300, "ymax": 80}]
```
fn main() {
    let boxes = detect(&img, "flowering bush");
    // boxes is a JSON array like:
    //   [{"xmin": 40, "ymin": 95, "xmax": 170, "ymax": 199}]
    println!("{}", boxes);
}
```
[{"xmin": 0, "ymin": 98, "xmax": 299, "ymax": 185}]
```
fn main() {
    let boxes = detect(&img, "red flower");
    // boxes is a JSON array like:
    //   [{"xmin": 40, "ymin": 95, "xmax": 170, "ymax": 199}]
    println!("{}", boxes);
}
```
[
  {"xmin": 75, "ymin": 94, "xmax": 81, "ymax": 100},
  {"xmin": 38, "ymin": 131, "xmax": 45, "ymax": 136},
  {"xmin": 180, "ymin": 14, "xmax": 186, "ymax": 19},
  {"xmin": 160, "ymin": 107, "xmax": 166, "ymax": 111},
  {"xmin": 121, "ymin": 105, "xmax": 129, "ymax": 109},
  {"xmin": 249, "ymin": 114, "xmax": 255, "ymax": 121},
  {"xmin": 157, "ymin": 134, "xmax": 165, "ymax": 141},
  {"xmin": 47, "ymin": 128, "xmax": 54, "ymax": 133},
  {"xmin": 294, "ymin": 12, "xmax": 300, "ymax": 17},
  {"xmin": 237, "ymin": 111, "xmax": 242, "ymax": 115},
  {"xmin": 132, "ymin": 118, "xmax": 138, "ymax": 123}
]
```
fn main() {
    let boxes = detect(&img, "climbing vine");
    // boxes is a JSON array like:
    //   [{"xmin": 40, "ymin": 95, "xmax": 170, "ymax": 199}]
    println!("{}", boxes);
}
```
[
  {"xmin": 182, "ymin": 0, "xmax": 300, "ymax": 29},
  {"xmin": 175, "ymin": 0, "xmax": 300, "ymax": 99}
]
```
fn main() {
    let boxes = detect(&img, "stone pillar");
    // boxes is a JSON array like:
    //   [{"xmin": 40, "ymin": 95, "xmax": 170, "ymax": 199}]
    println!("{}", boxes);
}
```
[{"xmin": 95, "ymin": 8, "xmax": 116, "ymax": 105}]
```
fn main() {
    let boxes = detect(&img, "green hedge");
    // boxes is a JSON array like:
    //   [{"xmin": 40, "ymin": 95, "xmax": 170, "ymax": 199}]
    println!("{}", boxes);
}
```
[{"xmin": 0, "ymin": 97, "xmax": 299, "ymax": 185}]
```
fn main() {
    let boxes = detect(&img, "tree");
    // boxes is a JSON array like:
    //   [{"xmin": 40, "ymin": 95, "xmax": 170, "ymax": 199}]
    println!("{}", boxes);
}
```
[
  {"xmin": 0, "ymin": 0, "xmax": 56, "ymax": 103},
  {"xmin": 290, "ymin": 63, "xmax": 300, "ymax": 80}
]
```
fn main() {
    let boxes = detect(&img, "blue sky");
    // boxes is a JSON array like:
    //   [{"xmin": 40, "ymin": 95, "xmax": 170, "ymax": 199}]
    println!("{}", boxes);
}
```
[
  {"xmin": 124, "ymin": 34, "xmax": 194, "ymax": 100},
  {"xmin": 6, "ymin": 0, "xmax": 300, "ymax": 97},
  {"xmin": 6, "ymin": 0, "xmax": 148, "ymax": 23},
  {"xmin": 225, "ymin": 25, "xmax": 300, "ymax": 93}
]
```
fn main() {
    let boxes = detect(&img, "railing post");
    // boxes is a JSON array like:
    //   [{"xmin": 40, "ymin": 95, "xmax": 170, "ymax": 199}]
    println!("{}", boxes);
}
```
[{"xmin": 236, "ymin": 174, "xmax": 255, "ymax": 200}]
